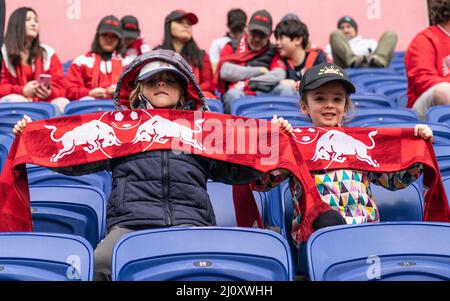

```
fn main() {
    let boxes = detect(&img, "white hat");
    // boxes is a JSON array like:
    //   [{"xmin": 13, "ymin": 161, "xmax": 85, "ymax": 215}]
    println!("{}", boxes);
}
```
[{"xmin": 137, "ymin": 60, "xmax": 189, "ymax": 86}]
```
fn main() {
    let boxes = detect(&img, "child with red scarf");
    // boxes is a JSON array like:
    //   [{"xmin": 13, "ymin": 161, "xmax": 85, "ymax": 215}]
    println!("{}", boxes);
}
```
[
  {"xmin": 254, "ymin": 63, "xmax": 433, "ymax": 272},
  {"xmin": 65, "ymin": 15, "xmax": 132, "ymax": 100}
]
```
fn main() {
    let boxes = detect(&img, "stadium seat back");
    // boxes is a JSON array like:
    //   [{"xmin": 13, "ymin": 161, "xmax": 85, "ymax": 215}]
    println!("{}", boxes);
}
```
[
  {"xmin": 64, "ymin": 100, "xmax": 115, "ymax": 115},
  {"xmin": 0, "ymin": 233, "xmax": 93, "ymax": 281},
  {"xmin": 435, "ymin": 146, "xmax": 450, "ymax": 177},
  {"xmin": 427, "ymin": 105, "xmax": 450, "ymax": 126},
  {"xmin": 112, "ymin": 227, "xmax": 294, "ymax": 281},
  {"xmin": 351, "ymin": 94, "xmax": 393, "ymax": 108},
  {"xmin": 0, "ymin": 102, "xmax": 56, "ymax": 120},
  {"xmin": 0, "ymin": 133, "xmax": 14, "ymax": 172},
  {"xmin": 27, "ymin": 168, "xmax": 112, "ymax": 199},
  {"xmin": 345, "ymin": 108, "xmax": 418, "ymax": 127},
  {"xmin": 243, "ymin": 110, "xmax": 312, "ymax": 127},
  {"xmin": 307, "ymin": 222, "xmax": 450, "ymax": 281},
  {"xmin": 207, "ymin": 99, "xmax": 224, "ymax": 113},
  {"xmin": 30, "ymin": 184, "xmax": 107, "ymax": 247},
  {"xmin": 371, "ymin": 182, "xmax": 423, "ymax": 221},
  {"xmin": 231, "ymin": 96, "xmax": 299, "ymax": 116}
]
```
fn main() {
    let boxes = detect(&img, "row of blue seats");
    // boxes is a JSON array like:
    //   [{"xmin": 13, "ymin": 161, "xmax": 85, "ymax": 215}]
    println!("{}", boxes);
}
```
[
  {"xmin": 16, "ymin": 173, "xmax": 450, "ymax": 274},
  {"xmin": 2, "ymin": 221, "xmax": 450, "ymax": 281}
]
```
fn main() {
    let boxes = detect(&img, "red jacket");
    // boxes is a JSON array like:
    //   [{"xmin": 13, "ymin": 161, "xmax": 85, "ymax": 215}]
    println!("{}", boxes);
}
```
[
  {"xmin": 405, "ymin": 25, "xmax": 450, "ymax": 107},
  {"xmin": 65, "ymin": 51, "xmax": 132, "ymax": 100},
  {"xmin": 0, "ymin": 44, "xmax": 66, "ymax": 101},
  {"xmin": 189, "ymin": 52, "xmax": 215, "ymax": 98}
]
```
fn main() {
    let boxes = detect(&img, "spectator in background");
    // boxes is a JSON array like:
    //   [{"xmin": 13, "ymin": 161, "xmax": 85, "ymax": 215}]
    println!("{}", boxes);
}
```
[
  {"xmin": 209, "ymin": 8, "xmax": 247, "ymax": 73},
  {"xmin": 215, "ymin": 9, "xmax": 288, "ymax": 114},
  {"xmin": 275, "ymin": 19, "xmax": 330, "ymax": 95},
  {"xmin": 279, "ymin": 13, "xmax": 316, "ymax": 51},
  {"xmin": 0, "ymin": 7, "xmax": 68, "ymax": 113},
  {"xmin": 120, "ymin": 15, "xmax": 151, "ymax": 59},
  {"xmin": 65, "ymin": 15, "xmax": 131, "ymax": 100},
  {"xmin": 158, "ymin": 10, "xmax": 215, "ymax": 98},
  {"xmin": 324, "ymin": 16, "xmax": 398, "ymax": 68},
  {"xmin": 405, "ymin": 0, "xmax": 450, "ymax": 120}
]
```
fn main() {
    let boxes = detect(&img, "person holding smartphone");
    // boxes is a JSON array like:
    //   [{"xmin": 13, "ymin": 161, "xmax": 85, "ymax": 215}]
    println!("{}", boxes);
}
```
[{"xmin": 0, "ymin": 7, "xmax": 68, "ymax": 113}]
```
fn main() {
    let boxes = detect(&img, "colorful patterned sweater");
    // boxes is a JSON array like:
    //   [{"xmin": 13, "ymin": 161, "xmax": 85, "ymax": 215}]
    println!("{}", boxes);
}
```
[{"xmin": 254, "ymin": 164, "xmax": 423, "ymax": 246}]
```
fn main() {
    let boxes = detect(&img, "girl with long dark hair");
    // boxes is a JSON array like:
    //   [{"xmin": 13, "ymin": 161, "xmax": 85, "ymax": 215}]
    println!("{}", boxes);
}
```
[
  {"xmin": 157, "ymin": 10, "xmax": 215, "ymax": 98},
  {"xmin": 0, "ymin": 7, "xmax": 68, "ymax": 112}
]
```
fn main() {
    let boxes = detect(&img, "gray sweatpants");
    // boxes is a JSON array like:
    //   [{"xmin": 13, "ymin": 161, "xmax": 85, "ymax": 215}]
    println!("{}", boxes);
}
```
[{"xmin": 330, "ymin": 30, "xmax": 398, "ymax": 68}]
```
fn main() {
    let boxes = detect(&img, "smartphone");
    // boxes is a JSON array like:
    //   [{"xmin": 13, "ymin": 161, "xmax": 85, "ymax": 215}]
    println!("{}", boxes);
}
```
[{"xmin": 38, "ymin": 74, "xmax": 52, "ymax": 87}]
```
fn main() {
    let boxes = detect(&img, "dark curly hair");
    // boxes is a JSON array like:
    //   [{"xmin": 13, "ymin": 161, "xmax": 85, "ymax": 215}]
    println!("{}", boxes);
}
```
[{"xmin": 429, "ymin": 0, "xmax": 450, "ymax": 25}]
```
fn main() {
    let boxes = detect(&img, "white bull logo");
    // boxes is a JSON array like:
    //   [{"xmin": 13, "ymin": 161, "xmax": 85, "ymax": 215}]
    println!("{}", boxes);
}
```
[
  {"xmin": 312, "ymin": 130, "xmax": 379, "ymax": 169},
  {"xmin": 132, "ymin": 115, "xmax": 205, "ymax": 151},
  {"xmin": 46, "ymin": 120, "xmax": 122, "ymax": 162}
]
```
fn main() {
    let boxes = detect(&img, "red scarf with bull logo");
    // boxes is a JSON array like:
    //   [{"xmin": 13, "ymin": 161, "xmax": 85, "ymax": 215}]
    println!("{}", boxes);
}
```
[{"xmin": 0, "ymin": 110, "xmax": 449, "ymax": 243}]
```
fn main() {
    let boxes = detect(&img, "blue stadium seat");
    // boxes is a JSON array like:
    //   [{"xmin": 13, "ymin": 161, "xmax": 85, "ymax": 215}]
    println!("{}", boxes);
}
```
[
  {"xmin": 267, "ymin": 179, "xmax": 424, "ymax": 275},
  {"xmin": 207, "ymin": 99, "xmax": 224, "ymax": 114},
  {"xmin": 350, "ymin": 94, "xmax": 393, "ymax": 108},
  {"xmin": 0, "ymin": 116, "xmax": 24, "ymax": 135},
  {"xmin": 354, "ymin": 84, "xmax": 368, "ymax": 94},
  {"xmin": 434, "ymin": 145, "xmax": 450, "ymax": 177},
  {"xmin": 373, "ymin": 83, "xmax": 407, "ymax": 105},
  {"xmin": 345, "ymin": 108, "xmax": 419, "ymax": 127},
  {"xmin": 353, "ymin": 75, "xmax": 407, "ymax": 92},
  {"xmin": 389, "ymin": 62, "xmax": 406, "ymax": 76},
  {"xmin": 207, "ymin": 181, "xmax": 265, "ymax": 226},
  {"xmin": 63, "ymin": 60, "xmax": 73, "ymax": 75},
  {"xmin": 307, "ymin": 222, "xmax": 450, "ymax": 281},
  {"xmin": 231, "ymin": 96, "xmax": 299, "ymax": 116},
  {"xmin": 371, "ymin": 182, "xmax": 423, "ymax": 221},
  {"xmin": 396, "ymin": 94, "xmax": 409, "ymax": 108},
  {"xmin": 112, "ymin": 227, "xmax": 294, "ymax": 281},
  {"xmin": 392, "ymin": 51, "xmax": 406, "ymax": 61},
  {"xmin": 0, "ymin": 133, "xmax": 14, "ymax": 173},
  {"xmin": 0, "ymin": 102, "xmax": 56, "ymax": 120},
  {"xmin": 29, "ymin": 184, "xmax": 107, "ymax": 248},
  {"xmin": 374, "ymin": 122, "xmax": 450, "ymax": 146},
  {"xmin": 0, "ymin": 232, "xmax": 93, "ymax": 281},
  {"xmin": 27, "ymin": 167, "xmax": 112, "ymax": 200},
  {"xmin": 427, "ymin": 105, "xmax": 450, "ymax": 126},
  {"xmin": 345, "ymin": 68, "xmax": 398, "ymax": 82},
  {"xmin": 242, "ymin": 110, "xmax": 312, "ymax": 127},
  {"xmin": 444, "ymin": 177, "xmax": 450, "ymax": 205},
  {"xmin": 64, "ymin": 100, "xmax": 115, "ymax": 115}
]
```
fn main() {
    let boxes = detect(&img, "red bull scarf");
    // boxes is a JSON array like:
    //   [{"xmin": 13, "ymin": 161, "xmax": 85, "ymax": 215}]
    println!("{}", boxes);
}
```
[{"xmin": 0, "ymin": 110, "xmax": 449, "ymax": 243}]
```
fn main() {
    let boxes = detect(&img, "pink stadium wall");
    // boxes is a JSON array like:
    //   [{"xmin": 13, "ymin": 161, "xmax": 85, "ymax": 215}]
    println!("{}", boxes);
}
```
[{"xmin": 6, "ymin": 0, "xmax": 429, "ymax": 62}]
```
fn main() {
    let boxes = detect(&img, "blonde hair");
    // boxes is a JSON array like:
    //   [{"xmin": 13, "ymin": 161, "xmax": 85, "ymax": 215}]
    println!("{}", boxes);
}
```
[{"xmin": 129, "ymin": 80, "xmax": 186, "ymax": 110}]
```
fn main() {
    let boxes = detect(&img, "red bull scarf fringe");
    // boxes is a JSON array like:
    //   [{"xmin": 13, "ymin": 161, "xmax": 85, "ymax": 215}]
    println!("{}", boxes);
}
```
[{"xmin": 0, "ymin": 109, "xmax": 449, "ymax": 243}]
